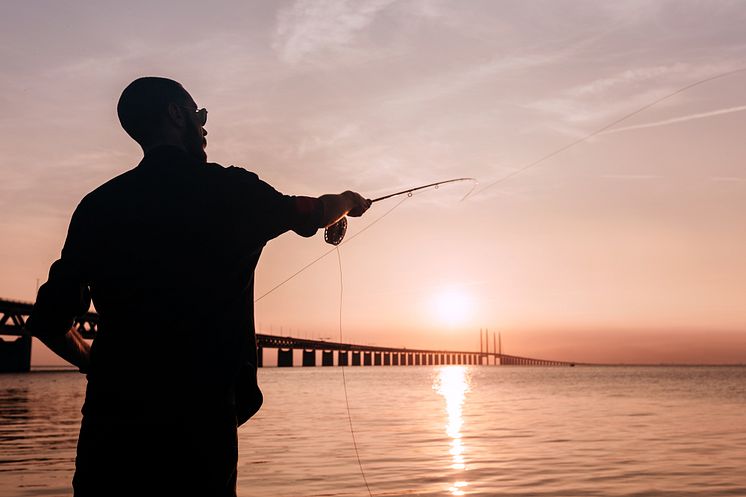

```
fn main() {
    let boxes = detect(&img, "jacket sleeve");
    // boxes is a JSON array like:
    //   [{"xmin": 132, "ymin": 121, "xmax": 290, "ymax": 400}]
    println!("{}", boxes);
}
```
[
  {"xmin": 27, "ymin": 202, "xmax": 92, "ymax": 338},
  {"xmin": 226, "ymin": 166, "xmax": 324, "ymax": 242}
]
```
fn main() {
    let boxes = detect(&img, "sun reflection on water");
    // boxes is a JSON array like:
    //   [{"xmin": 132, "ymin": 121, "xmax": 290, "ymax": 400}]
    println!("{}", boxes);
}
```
[{"xmin": 434, "ymin": 366, "xmax": 471, "ymax": 495}]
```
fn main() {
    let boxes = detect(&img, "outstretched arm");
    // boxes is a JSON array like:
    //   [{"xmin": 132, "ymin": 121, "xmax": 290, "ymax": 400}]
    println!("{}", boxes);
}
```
[{"xmin": 317, "ymin": 191, "xmax": 372, "ymax": 227}]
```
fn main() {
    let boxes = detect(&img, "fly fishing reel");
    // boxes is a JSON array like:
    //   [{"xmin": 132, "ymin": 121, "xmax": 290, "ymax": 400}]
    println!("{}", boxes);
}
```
[{"xmin": 324, "ymin": 217, "xmax": 347, "ymax": 246}]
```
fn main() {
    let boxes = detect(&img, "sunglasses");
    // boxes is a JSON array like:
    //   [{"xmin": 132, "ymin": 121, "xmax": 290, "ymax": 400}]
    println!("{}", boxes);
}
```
[
  {"xmin": 195, "ymin": 107, "xmax": 208, "ymax": 126},
  {"xmin": 183, "ymin": 106, "xmax": 208, "ymax": 126}
]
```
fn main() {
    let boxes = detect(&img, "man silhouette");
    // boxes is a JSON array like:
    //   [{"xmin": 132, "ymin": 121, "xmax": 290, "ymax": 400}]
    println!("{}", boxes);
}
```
[{"xmin": 27, "ymin": 76, "xmax": 371, "ymax": 496}]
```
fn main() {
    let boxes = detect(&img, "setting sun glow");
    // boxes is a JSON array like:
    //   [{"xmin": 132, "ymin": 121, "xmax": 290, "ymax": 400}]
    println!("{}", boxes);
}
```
[{"xmin": 432, "ymin": 288, "xmax": 473, "ymax": 327}]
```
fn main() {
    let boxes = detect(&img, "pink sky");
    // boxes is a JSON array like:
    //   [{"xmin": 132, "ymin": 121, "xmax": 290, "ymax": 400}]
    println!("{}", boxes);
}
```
[{"xmin": 2, "ymin": 1, "xmax": 745, "ymax": 365}]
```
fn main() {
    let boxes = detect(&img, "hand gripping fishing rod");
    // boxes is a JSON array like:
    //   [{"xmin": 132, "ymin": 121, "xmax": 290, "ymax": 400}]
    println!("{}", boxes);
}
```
[{"xmin": 324, "ymin": 177, "xmax": 477, "ymax": 245}]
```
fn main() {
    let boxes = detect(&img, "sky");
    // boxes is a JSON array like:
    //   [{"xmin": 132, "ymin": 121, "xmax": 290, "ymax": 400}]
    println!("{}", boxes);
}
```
[{"xmin": 1, "ymin": 0, "xmax": 745, "ymax": 365}]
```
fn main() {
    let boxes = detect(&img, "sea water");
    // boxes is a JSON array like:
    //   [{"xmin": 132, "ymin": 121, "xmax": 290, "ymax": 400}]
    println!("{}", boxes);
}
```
[{"xmin": 1, "ymin": 366, "xmax": 745, "ymax": 496}]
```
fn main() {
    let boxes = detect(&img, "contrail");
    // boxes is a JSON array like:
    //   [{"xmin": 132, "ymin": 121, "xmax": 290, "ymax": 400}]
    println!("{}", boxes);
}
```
[
  {"xmin": 603, "ymin": 104, "xmax": 746, "ymax": 134},
  {"xmin": 471, "ymin": 66, "xmax": 746, "ymax": 198}
]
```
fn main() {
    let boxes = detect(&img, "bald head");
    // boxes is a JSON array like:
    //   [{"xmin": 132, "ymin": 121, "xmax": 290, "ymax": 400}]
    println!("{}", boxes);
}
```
[
  {"xmin": 117, "ymin": 77, "xmax": 207, "ymax": 161},
  {"xmin": 117, "ymin": 77, "xmax": 191, "ymax": 146}
]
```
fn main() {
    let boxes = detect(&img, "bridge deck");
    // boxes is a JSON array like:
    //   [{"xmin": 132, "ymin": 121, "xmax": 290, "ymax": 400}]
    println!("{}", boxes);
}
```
[{"xmin": 1, "ymin": 298, "xmax": 581, "ymax": 369}]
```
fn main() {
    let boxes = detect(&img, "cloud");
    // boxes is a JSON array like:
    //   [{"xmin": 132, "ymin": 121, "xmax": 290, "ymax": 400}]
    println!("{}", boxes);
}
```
[
  {"xmin": 378, "ymin": 53, "xmax": 558, "ymax": 110},
  {"xmin": 710, "ymin": 176, "xmax": 746, "ymax": 183},
  {"xmin": 603, "ymin": 104, "xmax": 746, "ymax": 134},
  {"xmin": 528, "ymin": 62, "xmax": 743, "ymax": 126},
  {"xmin": 273, "ymin": 0, "xmax": 398, "ymax": 63},
  {"xmin": 600, "ymin": 174, "xmax": 661, "ymax": 181},
  {"xmin": 568, "ymin": 63, "xmax": 691, "ymax": 98}
]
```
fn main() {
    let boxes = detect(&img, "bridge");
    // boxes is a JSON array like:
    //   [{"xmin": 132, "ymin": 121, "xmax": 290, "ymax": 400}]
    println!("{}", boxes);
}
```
[{"xmin": 0, "ymin": 298, "xmax": 579, "ymax": 372}]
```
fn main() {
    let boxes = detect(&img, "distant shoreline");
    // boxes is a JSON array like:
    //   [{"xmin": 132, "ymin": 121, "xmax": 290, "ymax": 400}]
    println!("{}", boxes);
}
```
[
  {"xmin": 24, "ymin": 363, "xmax": 746, "ymax": 373},
  {"xmin": 30, "ymin": 365, "xmax": 79, "ymax": 372}
]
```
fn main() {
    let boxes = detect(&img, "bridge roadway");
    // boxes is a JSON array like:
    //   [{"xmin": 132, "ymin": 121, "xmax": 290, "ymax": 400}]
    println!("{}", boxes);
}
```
[{"xmin": 1, "ymin": 298, "xmax": 577, "ymax": 372}]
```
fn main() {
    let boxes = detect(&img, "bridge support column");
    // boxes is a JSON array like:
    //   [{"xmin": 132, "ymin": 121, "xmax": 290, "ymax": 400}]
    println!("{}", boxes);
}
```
[
  {"xmin": 322, "ymin": 351, "xmax": 334, "ymax": 366},
  {"xmin": 338, "ymin": 351, "xmax": 348, "ymax": 366},
  {"xmin": 302, "ymin": 349, "xmax": 316, "ymax": 367},
  {"xmin": 392, "ymin": 353, "xmax": 399, "ymax": 366},
  {"xmin": 0, "ymin": 334, "xmax": 31, "ymax": 373},
  {"xmin": 352, "ymin": 351, "xmax": 361, "ymax": 366},
  {"xmin": 427, "ymin": 354, "xmax": 433, "ymax": 365},
  {"xmin": 407, "ymin": 353, "xmax": 414, "ymax": 365},
  {"xmin": 277, "ymin": 348, "xmax": 293, "ymax": 367},
  {"xmin": 415, "ymin": 354, "xmax": 421, "ymax": 366},
  {"xmin": 257, "ymin": 346, "xmax": 263, "ymax": 368},
  {"xmin": 363, "ymin": 352, "xmax": 372, "ymax": 366},
  {"xmin": 383, "ymin": 352, "xmax": 391, "ymax": 365},
  {"xmin": 373, "ymin": 352, "xmax": 382, "ymax": 366}
]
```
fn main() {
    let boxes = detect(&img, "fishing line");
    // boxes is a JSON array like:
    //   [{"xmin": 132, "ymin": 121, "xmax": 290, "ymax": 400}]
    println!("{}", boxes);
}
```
[
  {"xmin": 255, "ymin": 181, "xmax": 472, "ymax": 494},
  {"xmin": 256, "ymin": 178, "xmax": 475, "ymax": 304},
  {"xmin": 336, "ymin": 246, "xmax": 374, "ymax": 497},
  {"xmin": 472, "ymin": 66, "xmax": 746, "ymax": 197},
  {"xmin": 254, "ymin": 196, "xmax": 409, "ymax": 304},
  {"xmin": 254, "ymin": 182, "xmax": 471, "ymax": 494}
]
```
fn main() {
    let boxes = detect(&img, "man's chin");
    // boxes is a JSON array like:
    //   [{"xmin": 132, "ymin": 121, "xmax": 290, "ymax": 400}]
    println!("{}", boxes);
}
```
[{"xmin": 191, "ymin": 145, "xmax": 207, "ymax": 163}]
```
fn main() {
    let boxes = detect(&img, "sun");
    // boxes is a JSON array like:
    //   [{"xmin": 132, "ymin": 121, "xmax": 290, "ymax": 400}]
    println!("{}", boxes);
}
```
[{"xmin": 432, "ymin": 288, "xmax": 473, "ymax": 327}]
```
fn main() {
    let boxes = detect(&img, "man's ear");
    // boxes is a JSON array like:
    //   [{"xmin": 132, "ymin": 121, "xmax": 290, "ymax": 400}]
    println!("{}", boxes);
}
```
[{"xmin": 166, "ymin": 102, "xmax": 186, "ymax": 128}]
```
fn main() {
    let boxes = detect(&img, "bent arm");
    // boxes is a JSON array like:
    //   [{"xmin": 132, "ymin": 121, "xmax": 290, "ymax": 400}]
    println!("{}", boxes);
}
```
[
  {"xmin": 28, "ymin": 202, "xmax": 93, "ymax": 373},
  {"xmin": 37, "ymin": 327, "xmax": 91, "ymax": 373}
]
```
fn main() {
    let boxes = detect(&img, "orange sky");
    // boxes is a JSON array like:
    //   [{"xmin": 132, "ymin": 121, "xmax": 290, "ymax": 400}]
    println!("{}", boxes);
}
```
[{"xmin": 2, "ymin": 1, "xmax": 745, "ymax": 365}]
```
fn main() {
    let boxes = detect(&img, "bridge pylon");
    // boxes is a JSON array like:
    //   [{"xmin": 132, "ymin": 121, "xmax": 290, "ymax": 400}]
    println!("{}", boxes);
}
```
[{"xmin": 0, "ymin": 334, "xmax": 31, "ymax": 373}]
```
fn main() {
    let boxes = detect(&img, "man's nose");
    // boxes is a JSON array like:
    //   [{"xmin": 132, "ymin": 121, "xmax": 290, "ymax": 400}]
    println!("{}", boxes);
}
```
[{"xmin": 202, "ymin": 128, "xmax": 208, "ymax": 136}]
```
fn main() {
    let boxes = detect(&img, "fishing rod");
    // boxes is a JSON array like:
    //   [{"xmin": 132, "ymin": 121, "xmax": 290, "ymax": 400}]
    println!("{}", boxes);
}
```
[{"xmin": 324, "ymin": 177, "xmax": 477, "ymax": 245}]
